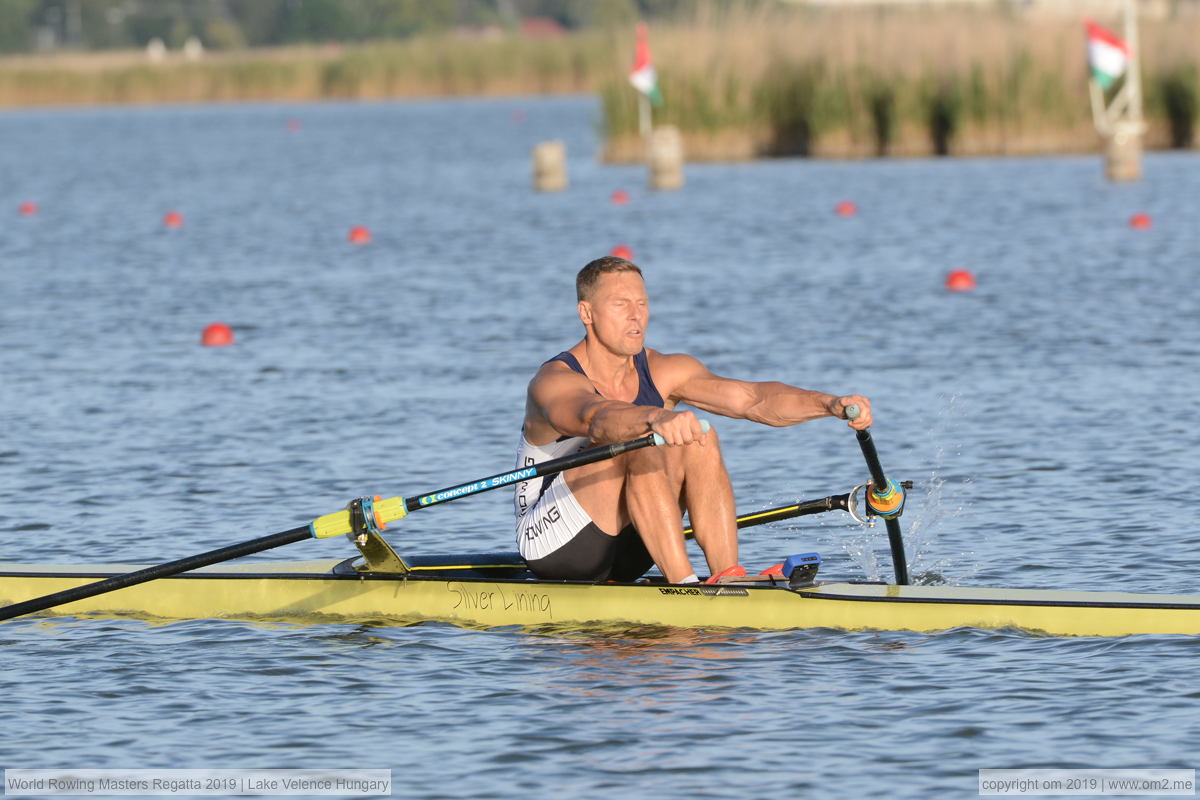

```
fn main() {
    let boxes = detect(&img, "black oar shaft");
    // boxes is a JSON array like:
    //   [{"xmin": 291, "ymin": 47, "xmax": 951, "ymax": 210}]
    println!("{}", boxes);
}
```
[
  {"xmin": 2, "ymin": 432, "xmax": 668, "ymax": 622},
  {"xmin": 733, "ymin": 494, "xmax": 850, "ymax": 531},
  {"xmin": 0, "ymin": 526, "xmax": 311, "ymax": 622},
  {"xmin": 884, "ymin": 518, "xmax": 909, "ymax": 587},
  {"xmin": 855, "ymin": 429, "xmax": 890, "ymax": 491},
  {"xmin": 852, "ymin": 426, "xmax": 909, "ymax": 586},
  {"xmin": 683, "ymin": 493, "xmax": 849, "ymax": 539}
]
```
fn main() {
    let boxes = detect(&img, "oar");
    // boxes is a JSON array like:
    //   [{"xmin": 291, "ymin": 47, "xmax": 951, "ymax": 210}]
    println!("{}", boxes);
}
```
[
  {"xmin": 846, "ymin": 405, "xmax": 909, "ymax": 585},
  {"xmin": 0, "ymin": 428, "xmax": 688, "ymax": 622},
  {"xmin": 683, "ymin": 492, "xmax": 850, "ymax": 538}
]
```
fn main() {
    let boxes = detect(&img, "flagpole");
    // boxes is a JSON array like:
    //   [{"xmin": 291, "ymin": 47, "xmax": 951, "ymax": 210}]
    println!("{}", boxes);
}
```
[
  {"xmin": 1088, "ymin": 79, "xmax": 1109, "ymax": 136},
  {"xmin": 1124, "ymin": 0, "xmax": 1142, "ymax": 126}
]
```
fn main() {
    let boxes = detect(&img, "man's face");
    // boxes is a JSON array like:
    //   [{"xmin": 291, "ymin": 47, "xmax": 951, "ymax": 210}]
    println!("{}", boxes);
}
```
[{"xmin": 580, "ymin": 271, "xmax": 649, "ymax": 356}]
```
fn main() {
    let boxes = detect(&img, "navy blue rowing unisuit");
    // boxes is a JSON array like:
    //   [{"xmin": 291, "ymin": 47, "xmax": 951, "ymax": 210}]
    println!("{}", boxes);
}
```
[{"xmin": 545, "ymin": 349, "xmax": 665, "ymax": 408}]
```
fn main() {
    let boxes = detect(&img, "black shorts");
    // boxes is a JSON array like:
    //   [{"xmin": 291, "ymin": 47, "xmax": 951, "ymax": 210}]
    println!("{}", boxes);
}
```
[{"xmin": 524, "ymin": 523, "xmax": 654, "ymax": 583}]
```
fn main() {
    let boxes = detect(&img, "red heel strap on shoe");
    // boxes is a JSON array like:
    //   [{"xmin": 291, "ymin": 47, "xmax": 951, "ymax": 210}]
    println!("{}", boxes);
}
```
[{"xmin": 703, "ymin": 565, "xmax": 746, "ymax": 585}]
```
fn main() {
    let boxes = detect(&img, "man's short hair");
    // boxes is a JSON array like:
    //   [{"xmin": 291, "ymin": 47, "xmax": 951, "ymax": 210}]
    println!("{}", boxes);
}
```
[{"xmin": 576, "ymin": 256, "xmax": 643, "ymax": 302}]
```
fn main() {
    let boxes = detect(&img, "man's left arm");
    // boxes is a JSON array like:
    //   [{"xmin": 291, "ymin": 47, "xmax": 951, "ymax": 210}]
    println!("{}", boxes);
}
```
[{"xmin": 659, "ymin": 353, "xmax": 872, "ymax": 430}]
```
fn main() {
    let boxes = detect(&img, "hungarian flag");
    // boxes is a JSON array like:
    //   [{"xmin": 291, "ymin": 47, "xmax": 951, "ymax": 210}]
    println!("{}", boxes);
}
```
[
  {"xmin": 629, "ymin": 23, "xmax": 663, "ymax": 107},
  {"xmin": 1085, "ymin": 20, "xmax": 1129, "ymax": 90}
]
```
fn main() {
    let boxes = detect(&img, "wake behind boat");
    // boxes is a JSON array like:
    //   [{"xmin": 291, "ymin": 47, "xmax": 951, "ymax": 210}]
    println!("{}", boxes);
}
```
[{"xmin": 3, "ymin": 414, "xmax": 1199, "ymax": 637}]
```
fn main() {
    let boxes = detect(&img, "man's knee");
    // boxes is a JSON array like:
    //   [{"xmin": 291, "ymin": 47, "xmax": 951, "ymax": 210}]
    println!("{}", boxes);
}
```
[{"xmin": 625, "ymin": 432, "xmax": 722, "ymax": 484}]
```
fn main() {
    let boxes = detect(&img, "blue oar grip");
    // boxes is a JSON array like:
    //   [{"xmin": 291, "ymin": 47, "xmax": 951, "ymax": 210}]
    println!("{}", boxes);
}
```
[
  {"xmin": 651, "ymin": 419, "xmax": 710, "ymax": 447},
  {"xmin": 846, "ymin": 404, "xmax": 860, "ymax": 420}
]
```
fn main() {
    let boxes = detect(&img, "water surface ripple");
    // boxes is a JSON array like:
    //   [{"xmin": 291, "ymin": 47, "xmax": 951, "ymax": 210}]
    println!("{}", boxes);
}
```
[{"xmin": 2, "ymin": 97, "xmax": 1198, "ymax": 798}]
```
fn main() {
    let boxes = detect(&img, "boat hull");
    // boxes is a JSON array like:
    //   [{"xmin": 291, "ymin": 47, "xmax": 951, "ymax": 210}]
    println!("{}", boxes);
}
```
[{"xmin": 3, "ymin": 558, "xmax": 1200, "ymax": 636}]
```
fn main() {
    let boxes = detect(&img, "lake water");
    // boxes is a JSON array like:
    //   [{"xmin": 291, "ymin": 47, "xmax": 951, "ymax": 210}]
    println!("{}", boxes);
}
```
[{"xmin": 2, "ymin": 96, "xmax": 1199, "ymax": 799}]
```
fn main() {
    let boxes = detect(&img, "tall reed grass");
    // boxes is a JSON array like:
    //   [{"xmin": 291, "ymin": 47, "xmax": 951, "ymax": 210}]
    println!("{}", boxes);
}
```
[
  {"xmin": 599, "ymin": 6, "xmax": 1200, "ymax": 159},
  {"xmin": 0, "ymin": 34, "xmax": 610, "ymax": 107},
  {"xmin": 1, "ymin": 6, "xmax": 1195, "ymax": 160}
]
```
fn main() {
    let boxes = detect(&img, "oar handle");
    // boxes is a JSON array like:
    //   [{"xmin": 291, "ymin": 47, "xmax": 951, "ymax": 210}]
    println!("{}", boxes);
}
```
[{"xmin": 653, "ymin": 419, "xmax": 710, "ymax": 447}]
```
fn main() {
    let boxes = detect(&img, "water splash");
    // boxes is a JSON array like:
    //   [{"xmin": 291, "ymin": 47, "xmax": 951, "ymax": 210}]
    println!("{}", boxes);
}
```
[
  {"xmin": 817, "ymin": 394, "xmax": 981, "ymax": 585},
  {"xmin": 902, "ymin": 393, "xmax": 980, "ymax": 586}
]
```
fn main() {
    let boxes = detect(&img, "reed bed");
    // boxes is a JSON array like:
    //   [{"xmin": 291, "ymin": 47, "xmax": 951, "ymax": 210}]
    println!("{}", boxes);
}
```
[
  {"xmin": 599, "ymin": 6, "xmax": 1200, "ymax": 159},
  {"xmin": 0, "ymin": 6, "xmax": 1195, "ymax": 160},
  {"xmin": 0, "ymin": 34, "xmax": 611, "ymax": 107}
]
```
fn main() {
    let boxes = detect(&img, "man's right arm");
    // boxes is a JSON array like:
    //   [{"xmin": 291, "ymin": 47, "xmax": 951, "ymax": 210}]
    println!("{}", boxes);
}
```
[{"xmin": 527, "ymin": 365, "xmax": 706, "ymax": 447}]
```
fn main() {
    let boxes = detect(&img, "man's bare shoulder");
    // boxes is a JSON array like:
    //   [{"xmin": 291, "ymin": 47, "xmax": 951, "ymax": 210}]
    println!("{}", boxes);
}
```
[
  {"xmin": 645, "ymin": 349, "xmax": 710, "ymax": 380},
  {"xmin": 524, "ymin": 357, "xmax": 602, "ymax": 443},
  {"xmin": 527, "ymin": 359, "xmax": 597, "ymax": 415},
  {"xmin": 530, "ymin": 358, "xmax": 588, "ymax": 391}
]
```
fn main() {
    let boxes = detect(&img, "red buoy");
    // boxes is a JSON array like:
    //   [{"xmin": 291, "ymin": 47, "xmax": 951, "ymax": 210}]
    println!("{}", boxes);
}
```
[
  {"xmin": 348, "ymin": 225, "xmax": 372, "ymax": 245},
  {"xmin": 611, "ymin": 189, "xmax": 630, "ymax": 206},
  {"xmin": 945, "ymin": 269, "xmax": 977, "ymax": 292},
  {"xmin": 835, "ymin": 200, "xmax": 858, "ymax": 217},
  {"xmin": 163, "ymin": 211, "xmax": 184, "ymax": 229},
  {"xmin": 511, "ymin": 109, "xmax": 526, "ymax": 123},
  {"xmin": 610, "ymin": 245, "xmax": 634, "ymax": 260},
  {"xmin": 286, "ymin": 118, "xmax": 302, "ymax": 132},
  {"xmin": 1129, "ymin": 212, "xmax": 1152, "ymax": 230},
  {"xmin": 18, "ymin": 201, "xmax": 37, "ymax": 216},
  {"xmin": 201, "ymin": 322, "xmax": 234, "ymax": 347}
]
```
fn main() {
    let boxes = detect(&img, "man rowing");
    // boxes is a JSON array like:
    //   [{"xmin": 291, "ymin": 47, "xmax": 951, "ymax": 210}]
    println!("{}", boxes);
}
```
[{"xmin": 514, "ymin": 256, "xmax": 872, "ymax": 585}]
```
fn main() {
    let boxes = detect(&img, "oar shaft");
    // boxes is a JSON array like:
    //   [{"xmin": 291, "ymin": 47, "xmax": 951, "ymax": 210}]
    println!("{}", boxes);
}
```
[
  {"xmin": 855, "ymin": 429, "xmax": 908, "ymax": 584},
  {"xmin": 2, "ymin": 427, "xmax": 690, "ymax": 621},
  {"xmin": 687, "ymin": 493, "xmax": 849, "ymax": 537},
  {"xmin": 2, "ymin": 431, "xmax": 672, "ymax": 621},
  {"xmin": 0, "ymin": 526, "xmax": 311, "ymax": 622},
  {"xmin": 407, "ymin": 434, "xmax": 661, "ymax": 513},
  {"xmin": 846, "ymin": 405, "xmax": 909, "ymax": 586},
  {"xmin": 884, "ymin": 518, "xmax": 909, "ymax": 587},
  {"xmin": 313, "ymin": 429, "xmax": 692, "ymax": 537},
  {"xmin": 855, "ymin": 429, "xmax": 889, "ymax": 491}
]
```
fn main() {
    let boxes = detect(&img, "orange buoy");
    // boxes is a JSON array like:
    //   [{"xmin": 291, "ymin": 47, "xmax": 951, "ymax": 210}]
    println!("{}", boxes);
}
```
[
  {"xmin": 348, "ymin": 225, "xmax": 372, "ymax": 245},
  {"xmin": 945, "ymin": 269, "xmax": 976, "ymax": 292},
  {"xmin": 1129, "ymin": 212, "xmax": 1152, "ymax": 230},
  {"xmin": 610, "ymin": 245, "xmax": 634, "ymax": 260},
  {"xmin": 286, "ymin": 118, "xmax": 302, "ymax": 132},
  {"xmin": 511, "ymin": 109, "xmax": 526, "ymax": 123},
  {"xmin": 18, "ymin": 201, "xmax": 37, "ymax": 216},
  {"xmin": 163, "ymin": 211, "xmax": 184, "ymax": 229},
  {"xmin": 611, "ymin": 189, "xmax": 630, "ymax": 206},
  {"xmin": 835, "ymin": 200, "xmax": 858, "ymax": 217},
  {"xmin": 201, "ymin": 322, "xmax": 234, "ymax": 347}
]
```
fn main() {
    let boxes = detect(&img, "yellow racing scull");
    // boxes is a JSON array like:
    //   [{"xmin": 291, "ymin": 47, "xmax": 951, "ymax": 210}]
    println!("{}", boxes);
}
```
[
  {"xmin": 3, "ymin": 415, "xmax": 1197, "ymax": 637},
  {"xmin": 2, "ymin": 552, "xmax": 1199, "ymax": 636}
]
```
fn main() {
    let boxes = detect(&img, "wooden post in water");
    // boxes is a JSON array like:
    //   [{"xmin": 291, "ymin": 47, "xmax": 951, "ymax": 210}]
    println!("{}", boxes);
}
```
[
  {"xmin": 1089, "ymin": 0, "xmax": 1144, "ymax": 182},
  {"xmin": 647, "ymin": 125, "xmax": 684, "ymax": 191},
  {"xmin": 532, "ymin": 140, "xmax": 567, "ymax": 192},
  {"xmin": 1105, "ymin": 119, "xmax": 1143, "ymax": 182}
]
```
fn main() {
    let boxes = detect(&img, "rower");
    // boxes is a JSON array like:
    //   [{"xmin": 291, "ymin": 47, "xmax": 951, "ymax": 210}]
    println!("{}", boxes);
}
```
[{"xmin": 514, "ymin": 255, "xmax": 873, "ymax": 585}]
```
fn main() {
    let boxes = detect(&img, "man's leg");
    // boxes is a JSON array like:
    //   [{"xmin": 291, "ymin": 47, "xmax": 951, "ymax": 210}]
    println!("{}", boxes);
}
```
[
  {"xmin": 678, "ymin": 433, "xmax": 737, "ymax": 574},
  {"xmin": 621, "ymin": 432, "xmax": 738, "ymax": 581},
  {"xmin": 564, "ymin": 433, "xmax": 738, "ymax": 582}
]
